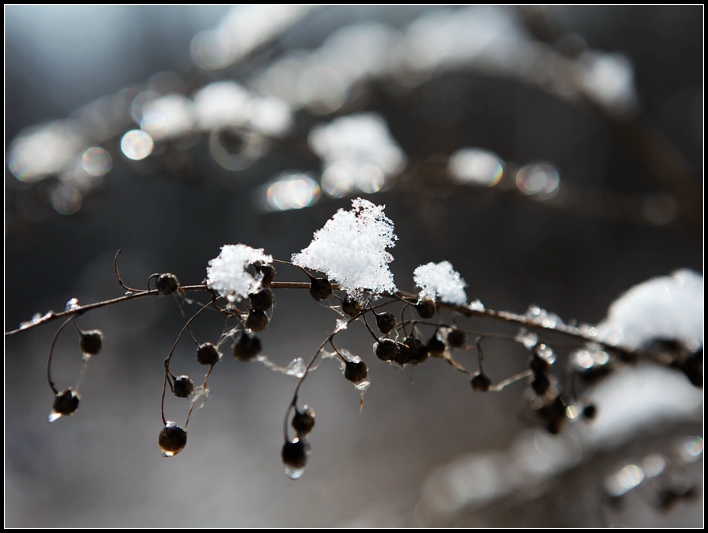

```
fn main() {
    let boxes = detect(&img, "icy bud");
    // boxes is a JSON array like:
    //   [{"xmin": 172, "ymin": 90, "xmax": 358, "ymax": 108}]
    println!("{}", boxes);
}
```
[
  {"xmin": 292, "ymin": 198, "xmax": 397, "ymax": 296},
  {"xmin": 413, "ymin": 261, "xmax": 467, "ymax": 305},
  {"xmin": 206, "ymin": 244, "xmax": 273, "ymax": 303}
]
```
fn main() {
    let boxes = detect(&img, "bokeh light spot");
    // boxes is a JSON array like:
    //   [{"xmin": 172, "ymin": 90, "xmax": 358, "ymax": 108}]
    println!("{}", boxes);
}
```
[
  {"xmin": 120, "ymin": 130, "xmax": 154, "ymax": 161},
  {"xmin": 81, "ymin": 147, "xmax": 112, "ymax": 176}
]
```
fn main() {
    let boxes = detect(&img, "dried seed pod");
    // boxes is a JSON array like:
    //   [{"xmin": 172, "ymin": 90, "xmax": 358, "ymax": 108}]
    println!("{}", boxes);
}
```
[
  {"xmin": 196, "ymin": 342, "xmax": 221, "ymax": 366},
  {"xmin": 531, "ymin": 373, "xmax": 551, "ymax": 396},
  {"xmin": 345, "ymin": 360, "xmax": 368, "ymax": 383},
  {"xmin": 530, "ymin": 353, "xmax": 550, "ymax": 374},
  {"xmin": 374, "ymin": 338, "xmax": 399, "ymax": 362},
  {"xmin": 341, "ymin": 296, "xmax": 362, "ymax": 317},
  {"xmin": 79, "ymin": 329, "xmax": 103, "ymax": 355},
  {"xmin": 292, "ymin": 406, "xmax": 316, "ymax": 437},
  {"xmin": 233, "ymin": 333, "xmax": 262, "ymax": 362},
  {"xmin": 401, "ymin": 335, "xmax": 427, "ymax": 365},
  {"xmin": 246, "ymin": 309, "xmax": 269, "ymax": 332},
  {"xmin": 249, "ymin": 288, "xmax": 274, "ymax": 311},
  {"xmin": 255, "ymin": 264, "xmax": 276, "ymax": 287},
  {"xmin": 156, "ymin": 273, "xmax": 179, "ymax": 296},
  {"xmin": 447, "ymin": 328, "xmax": 466, "ymax": 348},
  {"xmin": 282, "ymin": 439, "xmax": 310, "ymax": 479},
  {"xmin": 309, "ymin": 278, "xmax": 332, "ymax": 301},
  {"xmin": 375, "ymin": 312, "xmax": 396, "ymax": 335},
  {"xmin": 416, "ymin": 298, "xmax": 436, "ymax": 319},
  {"xmin": 173, "ymin": 375, "xmax": 194, "ymax": 398},
  {"xmin": 471, "ymin": 372, "xmax": 492, "ymax": 392},
  {"xmin": 426, "ymin": 336, "xmax": 446, "ymax": 357},
  {"xmin": 52, "ymin": 389, "xmax": 80, "ymax": 416},
  {"xmin": 159, "ymin": 422, "xmax": 187, "ymax": 457}
]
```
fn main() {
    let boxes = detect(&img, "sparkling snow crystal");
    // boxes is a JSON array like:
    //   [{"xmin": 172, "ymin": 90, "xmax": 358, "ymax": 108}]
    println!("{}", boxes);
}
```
[
  {"xmin": 206, "ymin": 244, "xmax": 273, "ymax": 303},
  {"xmin": 596, "ymin": 269, "xmax": 703, "ymax": 350},
  {"xmin": 292, "ymin": 198, "xmax": 397, "ymax": 296},
  {"xmin": 414, "ymin": 261, "xmax": 467, "ymax": 305}
]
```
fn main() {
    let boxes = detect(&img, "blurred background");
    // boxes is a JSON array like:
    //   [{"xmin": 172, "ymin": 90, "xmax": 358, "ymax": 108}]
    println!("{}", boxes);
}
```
[{"xmin": 5, "ymin": 6, "xmax": 703, "ymax": 527}]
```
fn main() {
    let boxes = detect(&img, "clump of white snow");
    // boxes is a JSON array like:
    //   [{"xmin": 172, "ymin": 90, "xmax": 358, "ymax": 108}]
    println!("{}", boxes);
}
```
[
  {"xmin": 596, "ymin": 269, "xmax": 703, "ymax": 350},
  {"xmin": 413, "ymin": 261, "xmax": 467, "ymax": 305},
  {"xmin": 292, "ymin": 198, "xmax": 397, "ymax": 296},
  {"xmin": 206, "ymin": 244, "xmax": 273, "ymax": 303}
]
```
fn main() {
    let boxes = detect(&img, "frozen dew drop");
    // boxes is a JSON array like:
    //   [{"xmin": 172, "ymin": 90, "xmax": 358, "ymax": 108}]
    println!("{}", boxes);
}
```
[
  {"xmin": 159, "ymin": 422, "xmax": 187, "ymax": 457},
  {"xmin": 515, "ymin": 329, "xmax": 539, "ymax": 350},
  {"xmin": 65, "ymin": 298, "xmax": 80, "ymax": 311},
  {"xmin": 285, "ymin": 358, "xmax": 307, "ymax": 378},
  {"xmin": 533, "ymin": 343, "xmax": 556, "ymax": 365},
  {"xmin": 48, "ymin": 411, "xmax": 63, "ymax": 423},
  {"xmin": 120, "ymin": 130, "xmax": 154, "ymax": 161}
]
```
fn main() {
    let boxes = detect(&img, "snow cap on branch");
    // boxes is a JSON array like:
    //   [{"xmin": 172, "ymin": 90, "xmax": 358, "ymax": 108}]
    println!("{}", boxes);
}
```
[
  {"xmin": 414, "ymin": 261, "xmax": 467, "ymax": 305},
  {"xmin": 206, "ymin": 244, "xmax": 273, "ymax": 303},
  {"xmin": 596, "ymin": 269, "xmax": 703, "ymax": 350},
  {"xmin": 292, "ymin": 198, "xmax": 397, "ymax": 296}
]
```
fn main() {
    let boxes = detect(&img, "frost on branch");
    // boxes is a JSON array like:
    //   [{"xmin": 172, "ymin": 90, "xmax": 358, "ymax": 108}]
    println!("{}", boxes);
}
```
[
  {"xmin": 292, "ymin": 198, "xmax": 397, "ymax": 296},
  {"xmin": 414, "ymin": 261, "xmax": 468, "ymax": 305},
  {"xmin": 596, "ymin": 269, "xmax": 703, "ymax": 350},
  {"xmin": 206, "ymin": 244, "xmax": 273, "ymax": 303}
]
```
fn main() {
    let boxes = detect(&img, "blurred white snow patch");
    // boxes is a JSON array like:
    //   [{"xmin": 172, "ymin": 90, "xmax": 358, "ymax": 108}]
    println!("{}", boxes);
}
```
[
  {"xmin": 579, "ymin": 51, "xmax": 638, "ymax": 116},
  {"xmin": 413, "ymin": 261, "xmax": 467, "ymax": 305},
  {"xmin": 596, "ymin": 269, "xmax": 703, "ymax": 350},
  {"xmin": 206, "ymin": 244, "xmax": 273, "ymax": 303},
  {"xmin": 292, "ymin": 198, "xmax": 397, "ymax": 296}
]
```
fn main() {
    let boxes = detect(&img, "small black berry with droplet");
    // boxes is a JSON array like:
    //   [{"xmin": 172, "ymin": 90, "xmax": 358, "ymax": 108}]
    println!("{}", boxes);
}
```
[
  {"xmin": 375, "ymin": 338, "xmax": 399, "ymax": 362},
  {"xmin": 281, "ymin": 438, "xmax": 309, "ymax": 470},
  {"xmin": 255, "ymin": 264, "xmax": 276, "ymax": 287},
  {"xmin": 53, "ymin": 389, "xmax": 80, "ymax": 415},
  {"xmin": 250, "ymin": 288, "xmax": 274, "ymax": 311},
  {"xmin": 426, "ymin": 336, "xmax": 446, "ymax": 357},
  {"xmin": 309, "ymin": 278, "xmax": 332, "ymax": 301},
  {"xmin": 447, "ymin": 328, "xmax": 466, "ymax": 348},
  {"xmin": 79, "ymin": 329, "xmax": 103, "ymax": 355},
  {"xmin": 375, "ymin": 312, "xmax": 396, "ymax": 335},
  {"xmin": 233, "ymin": 333, "xmax": 262, "ymax": 361},
  {"xmin": 416, "ymin": 298, "xmax": 436, "ymax": 319},
  {"xmin": 156, "ymin": 273, "xmax": 179, "ymax": 295},
  {"xmin": 345, "ymin": 360, "xmax": 368, "ymax": 383},
  {"xmin": 196, "ymin": 342, "xmax": 221, "ymax": 366},
  {"xmin": 341, "ymin": 296, "xmax": 362, "ymax": 317},
  {"xmin": 471, "ymin": 372, "xmax": 492, "ymax": 392},
  {"xmin": 582, "ymin": 403, "xmax": 597, "ymax": 420},
  {"xmin": 530, "ymin": 353, "xmax": 550, "ymax": 374},
  {"xmin": 292, "ymin": 406, "xmax": 315, "ymax": 437},
  {"xmin": 246, "ymin": 309, "xmax": 269, "ymax": 332},
  {"xmin": 173, "ymin": 375, "xmax": 194, "ymax": 398},
  {"xmin": 159, "ymin": 422, "xmax": 187, "ymax": 457}
]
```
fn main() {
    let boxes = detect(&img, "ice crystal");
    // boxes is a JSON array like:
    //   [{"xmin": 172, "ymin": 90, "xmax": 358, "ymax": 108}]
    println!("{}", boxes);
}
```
[
  {"xmin": 413, "ymin": 261, "xmax": 467, "ymax": 305},
  {"xmin": 206, "ymin": 244, "xmax": 273, "ymax": 303},
  {"xmin": 292, "ymin": 198, "xmax": 397, "ymax": 296},
  {"xmin": 596, "ymin": 269, "xmax": 703, "ymax": 350}
]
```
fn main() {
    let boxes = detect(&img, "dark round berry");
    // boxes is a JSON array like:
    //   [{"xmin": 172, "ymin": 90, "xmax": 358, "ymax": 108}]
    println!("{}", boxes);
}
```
[
  {"xmin": 255, "ymin": 264, "xmax": 276, "ymax": 287},
  {"xmin": 79, "ymin": 329, "xmax": 103, "ymax": 355},
  {"xmin": 401, "ymin": 335, "xmax": 427, "ymax": 365},
  {"xmin": 309, "ymin": 278, "xmax": 332, "ymax": 301},
  {"xmin": 530, "ymin": 353, "xmax": 550, "ymax": 374},
  {"xmin": 196, "ymin": 342, "xmax": 221, "ymax": 366},
  {"xmin": 345, "ymin": 360, "xmax": 368, "ymax": 383},
  {"xmin": 173, "ymin": 375, "xmax": 194, "ymax": 398},
  {"xmin": 156, "ymin": 273, "xmax": 179, "ymax": 296},
  {"xmin": 531, "ymin": 373, "xmax": 551, "ymax": 396},
  {"xmin": 216, "ymin": 127, "xmax": 245, "ymax": 155},
  {"xmin": 374, "ymin": 338, "xmax": 399, "ymax": 362},
  {"xmin": 249, "ymin": 288, "xmax": 274, "ymax": 311},
  {"xmin": 682, "ymin": 348, "xmax": 702, "ymax": 388},
  {"xmin": 292, "ymin": 406, "xmax": 316, "ymax": 437},
  {"xmin": 471, "ymin": 372, "xmax": 492, "ymax": 392},
  {"xmin": 233, "ymin": 333, "xmax": 262, "ymax": 361},
  {"xmin": 245, "ymin": 309, "xmax": 269, "ymax": 332},
  {"xmin": 582, "ymin": 403, "xmax": 597, "ymax": 420},
  {"xmin": 375, "ymin": 312, "xmax": 396, "ymax": 335},
  {"xmin": 281, "ymin": 438, "xmax": 309, "ymax": 470},
  {"xmin": 426, "ymin": 336, "xmax": 446, "ymax": 357},
  {"xmin": 341, "ymin": 296, "xmax": 362, "ymax": 317},
  {"xmin": 447, "ymin": 328, "xmax": 466, "ymax": 348},
  {"xmin": 394, "ymin": 341, "xmax": 411, "ymax": 365},
  {"xmin": 416, "ymin": 298, "xmax": 436, "ymax": 319},
  {"xmin": 53, "ymin": 389, "xmax": 80, "ymax": 415},
  {"xmin": 159, "ymin": 422, "xmax": 187, "ymax": 457}
]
